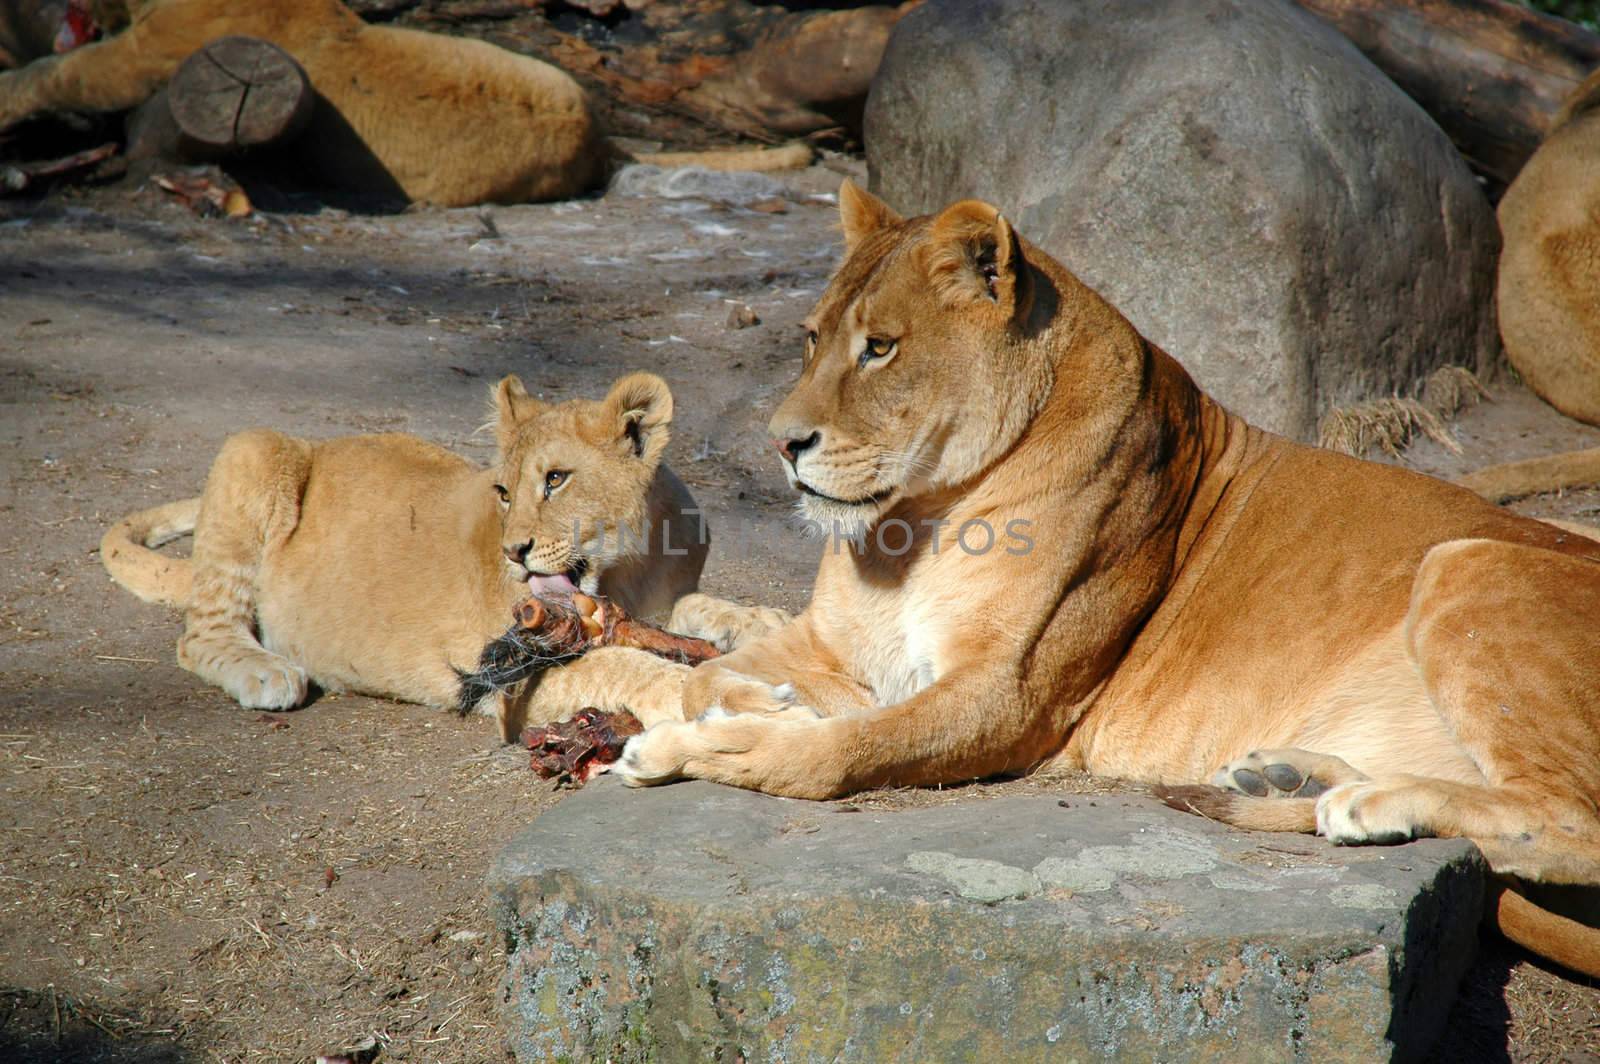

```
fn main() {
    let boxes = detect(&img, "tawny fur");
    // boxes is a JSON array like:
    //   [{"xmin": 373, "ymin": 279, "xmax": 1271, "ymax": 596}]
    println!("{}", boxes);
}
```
[
  {"xmin": 100, "ymin": 373, "xmax": 778, "ymax": 740},
  {"xmin": 0, "ymin": 0, "xmax": 813, "ymax": 205},
  {"xmin": 611, "ymin": 183, "xmax": 1600, "ymax": 977},
  {"xmin": 1471, "ymin": 67, "xmax": 1600, "ymax": 504}
]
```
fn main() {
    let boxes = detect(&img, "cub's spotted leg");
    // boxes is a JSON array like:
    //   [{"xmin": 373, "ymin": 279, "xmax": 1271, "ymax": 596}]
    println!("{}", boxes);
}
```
[
  {"xmin": 175, "ymin": 431, "xmax": 311, "ymax": 711},
  {"xmin": 1314, "ymin": 538, "xmax": 1600, "ymax": 884},
  {"xmin": 502, "ymin": 646, "xmax": 693, "ymax": 741},
  {"xmin": 667, "ymin": 592, "xmax": 791, "ymax": 652}
]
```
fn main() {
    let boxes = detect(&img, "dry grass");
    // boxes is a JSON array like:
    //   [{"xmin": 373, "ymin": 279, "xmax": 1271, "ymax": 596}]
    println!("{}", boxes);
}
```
[{"xmin": 1319, "ymin": 365, "xmax": 1490, "ymax": 457}]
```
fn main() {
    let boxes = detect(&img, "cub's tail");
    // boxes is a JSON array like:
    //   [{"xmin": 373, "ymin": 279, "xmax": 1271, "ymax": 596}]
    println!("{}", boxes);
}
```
[
  {"xmin": 99, "ymin": 498, "xmax": 200, "ymax": 609},
  {"xmin": 1457, "ymin": 446, "xmax": 1600, "ymax": 505},
  {"xmin": 1155, "ymin": 785, "xmax": 1600, "ymax": 979}
]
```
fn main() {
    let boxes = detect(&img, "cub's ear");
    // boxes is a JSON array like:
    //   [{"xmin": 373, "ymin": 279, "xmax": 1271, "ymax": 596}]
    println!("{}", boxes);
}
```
[
  {"xmin": 600, "ymin": 372, "xmax": 673, "ymax": 465},
  {"xmin": 490, "ymin": 374, "xmax": 545, "ymax": 453},
  {"xmin": 839, "ymin": 178, "xmax": 903, "ymax": 253},
  {"xmin": 920, "ymin": 199, "xmax": 1032, "ymax": 321}
]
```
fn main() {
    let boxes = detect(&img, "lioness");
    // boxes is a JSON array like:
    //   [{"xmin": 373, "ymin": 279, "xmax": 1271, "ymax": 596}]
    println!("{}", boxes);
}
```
[
  {"xmin": 102, "ymin": 372, "xmax": 772, "ymax": 739},
  {"xmin": 612, "ymin": 183, "xmax": 1600, "ymax": 975}
]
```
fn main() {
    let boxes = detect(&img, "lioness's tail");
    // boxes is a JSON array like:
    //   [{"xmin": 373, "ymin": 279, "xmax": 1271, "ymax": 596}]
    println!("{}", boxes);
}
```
[
  {"xmin": 1494, "ymin": 886, "xmax": 1600, "ymax": 979},
  {"xmin": 1155, "ymin": 786, "xmax": 1600, "ymax": 979},
  {"xmin": 99, "ymin": 498, "xmax": 200, "ymax": 608},
  {"xmin": 1456, "ymin": 446, "xmax": 1600, "ymax": 505}
]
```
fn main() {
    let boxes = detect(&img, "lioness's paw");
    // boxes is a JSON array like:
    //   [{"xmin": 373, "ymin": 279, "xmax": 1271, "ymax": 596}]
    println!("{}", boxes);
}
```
[
  {"xmin": 222, "ymin": 657, "xmax": 308, "ymax": 710},
  {"xmin": 702, "ymin": 673, "xmax": 819, "ymax": 719},
  {"xmin": 611, "ymin": 724, "xmax": 688, "ymax": 787},
  {"xmin": 1211, "ymin": 748, "xmax": 1364, "ymax": 800},
  {"xmin": 1315, "ymin": 782, "xmax": 1418, "ymax": 846}
]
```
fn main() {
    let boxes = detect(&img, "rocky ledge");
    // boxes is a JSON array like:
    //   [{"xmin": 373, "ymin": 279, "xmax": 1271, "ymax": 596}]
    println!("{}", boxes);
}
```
[{"xmin": 489, "ymin": 778, "xmax": 1483, "ymax": 1062}]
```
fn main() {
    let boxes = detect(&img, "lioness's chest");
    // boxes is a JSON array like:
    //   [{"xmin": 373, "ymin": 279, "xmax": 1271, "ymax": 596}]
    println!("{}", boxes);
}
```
[{"xmin": 824, "ymin": 565, "xmax": 959, "ymax": 706}]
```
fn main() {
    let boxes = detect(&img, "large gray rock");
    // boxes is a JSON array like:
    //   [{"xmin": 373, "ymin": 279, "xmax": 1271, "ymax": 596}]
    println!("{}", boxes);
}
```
[
  {"xmin": 864, "ymin": 0, "xmax": 1500, "ymax": 440},
  {"xmin": 490, "ymin": 779, "xmax": 1484, "ymax": 1062}
]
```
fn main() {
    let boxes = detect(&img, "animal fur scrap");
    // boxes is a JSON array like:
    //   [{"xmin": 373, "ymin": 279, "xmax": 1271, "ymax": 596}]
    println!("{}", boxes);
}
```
[
  {"xmin": 522, "ymin": 707, "xmax": 644, "ymax": 785},
  {"xmin": 455, "ymin": 591, "xmax": 720, "ymax": 713}
]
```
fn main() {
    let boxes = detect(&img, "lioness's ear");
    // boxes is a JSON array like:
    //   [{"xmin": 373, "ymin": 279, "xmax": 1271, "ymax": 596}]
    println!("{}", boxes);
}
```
[
  {"xmin": 839, "ymin": 179, "xmax": 902, "ymax": 252},
  {"xmin": 600, "ymin": 372, "xmax": 672, "ymax": 465},
  {"xmin": 490, "ymin": 374, "xmax": 545, "ymax": 453},
  {"xmin": 921, "ymin": 200, "xmax": 1032, "ymax": 321}
]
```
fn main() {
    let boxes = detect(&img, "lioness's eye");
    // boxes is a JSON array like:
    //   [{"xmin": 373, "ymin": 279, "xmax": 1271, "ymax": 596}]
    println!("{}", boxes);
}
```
[
  {"xmin": 858, "ymin": 336, "xmax": 897, "ymax": 368},
  {"xmin": 803, "ymin": 328, "xmax": 818, "ymax": 364},
  {"xmin": 493, "ymin": 483, "xmax": 510, "ymax": 504},
  {"xmin": 543, "ymin": 470, "xmax": 569, "ymax": 497}
]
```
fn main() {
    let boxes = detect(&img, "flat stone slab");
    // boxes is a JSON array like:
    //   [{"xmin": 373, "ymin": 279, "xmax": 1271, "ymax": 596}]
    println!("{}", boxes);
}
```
[{"xmin": 489, "ymin": 779, "xmax": 1484, "ymax": 1062}]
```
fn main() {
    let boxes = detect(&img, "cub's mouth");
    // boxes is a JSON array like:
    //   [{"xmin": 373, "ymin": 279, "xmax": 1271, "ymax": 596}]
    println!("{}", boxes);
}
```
[{"xmin": 525, "ymin": 557, "xmax": 590, "ymax": 598}]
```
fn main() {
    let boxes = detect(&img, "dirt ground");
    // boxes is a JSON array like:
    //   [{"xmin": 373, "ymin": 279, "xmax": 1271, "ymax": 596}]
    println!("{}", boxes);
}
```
[{"xmin": 2, "ymin": 164, "xmax": 1597, "ymax": 1062}]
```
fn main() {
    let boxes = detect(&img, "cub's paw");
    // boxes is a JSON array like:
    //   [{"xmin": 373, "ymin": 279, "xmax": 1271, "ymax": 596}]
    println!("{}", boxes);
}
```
[
  {"xmin": 1315, "ymin": 781, "xmax": 1421, "ymax": 846},
  {"xmin": 668, "ymin": 594, "xmax": 789, "ymax": 652},
  {"xmin": 221, "ymin": 655, "xmax": 309, "ymax": 711},
  {"xmin": 1210, "ymin": 748, "xmax": 1365, "ymax": 800}
]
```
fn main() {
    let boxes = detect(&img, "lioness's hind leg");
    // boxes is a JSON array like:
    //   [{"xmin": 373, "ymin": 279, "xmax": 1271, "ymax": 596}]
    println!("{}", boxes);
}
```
[
  {"xmin": 176, "ymin": 431, "xmax": 310, "ymax": 711},
  {"xmin": 1319, "ymin": 537, "xmax": 1600, "ymax": 883},
  {"xmin": 1211, "ymin": 747, "xmax": 1367, "ymax": 799}
]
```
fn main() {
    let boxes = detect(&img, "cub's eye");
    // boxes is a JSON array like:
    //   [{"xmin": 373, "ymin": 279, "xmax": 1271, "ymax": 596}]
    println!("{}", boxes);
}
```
[
  {"xmin": 493, "ymin": 483, "xmax": 510, "ymax": 505},
  {"xmin": 858, "ymin": 336, "xmax": 897, "ymax": 368},
  {"xmin": 543, "ymin": 470, "xmax": 569, "ymax": 498},
  {"xmin": 801, "ymin": 328, "xmax": 819, "ymax": 364}
]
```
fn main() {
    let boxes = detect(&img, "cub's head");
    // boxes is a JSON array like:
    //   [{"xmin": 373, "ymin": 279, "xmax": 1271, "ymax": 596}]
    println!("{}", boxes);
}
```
[
  {"xmin": 490, "ymin": 372, "xmax": 673, "ymax": 596},
  {"xmin": 769, "ymin": 181, "xmax": 1046, "ymax": 536}
]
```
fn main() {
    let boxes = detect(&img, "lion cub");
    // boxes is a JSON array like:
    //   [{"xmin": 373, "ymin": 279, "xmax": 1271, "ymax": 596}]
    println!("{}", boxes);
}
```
[{"xmin": 101, "ymin": 372, "xmax": 756, "ymax": 737}]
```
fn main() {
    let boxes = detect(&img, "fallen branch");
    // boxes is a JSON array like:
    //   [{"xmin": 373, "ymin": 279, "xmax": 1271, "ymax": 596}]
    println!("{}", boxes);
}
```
[
  {"xmin": 1292, "ymin": 0, "xmax": 1600, "ymax": 189},
  {"xmin": 0, "ymin": 141, "xmax": 117, "ymax": 194}
]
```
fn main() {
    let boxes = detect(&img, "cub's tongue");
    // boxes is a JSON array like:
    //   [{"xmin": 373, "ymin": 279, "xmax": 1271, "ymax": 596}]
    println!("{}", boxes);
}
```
[{"xmin": 527, "ymin": 572, "xmax": 577, "ymax": 598}]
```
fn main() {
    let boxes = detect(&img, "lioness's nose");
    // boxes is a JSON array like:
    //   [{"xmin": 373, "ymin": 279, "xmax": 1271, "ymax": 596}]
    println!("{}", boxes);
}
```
[
  {"xmin": 774, "ymin": 431, "xmax": 819, "ymax": 465},
  {"xmin": 503, "ymin": 541, "xmax": 530, "ymax": 565}
]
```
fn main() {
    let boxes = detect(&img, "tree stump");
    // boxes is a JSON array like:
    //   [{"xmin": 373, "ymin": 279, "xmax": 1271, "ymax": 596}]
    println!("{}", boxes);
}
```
[{"xmin": 167, "ymin": 36, "xmax": 315, "ymax": 153}]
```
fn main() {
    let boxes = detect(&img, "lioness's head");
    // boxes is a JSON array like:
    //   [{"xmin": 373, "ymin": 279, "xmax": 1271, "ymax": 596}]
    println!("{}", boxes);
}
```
[
  {"xmin": 769, "ymin": 181, "xmax": 1049, "ymax": 536},
  {"xmin": 490, "ymin": 372, "xmax": 673, "ymax": 596}
]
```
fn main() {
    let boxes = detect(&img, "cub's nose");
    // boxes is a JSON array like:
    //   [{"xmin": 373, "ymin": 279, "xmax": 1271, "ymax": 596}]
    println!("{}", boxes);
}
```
[{"xmin": 773, "ymin": 431, "xmax": 820, "ymax": 466}]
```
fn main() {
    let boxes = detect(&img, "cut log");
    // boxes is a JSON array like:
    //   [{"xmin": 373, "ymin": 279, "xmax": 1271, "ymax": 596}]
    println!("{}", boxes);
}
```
[
  {"xmin": 167, "ymin": 35, "xmax": 315, "ymax": 153},
  {"xmin": 1292, "ymin": 0, "xmax": 1600, "ymax": 188}
]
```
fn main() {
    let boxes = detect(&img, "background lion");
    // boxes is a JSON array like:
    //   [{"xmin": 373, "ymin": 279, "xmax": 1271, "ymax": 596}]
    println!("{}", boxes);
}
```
[
  {"xmin": 1466, "ymin": 66, "xmax": 1600, "ymax": 505},
  {"xmin": 0, "ymin": 0, "xmax": 812, "ymax": 205},
  {"xmin": 100, "ymin": 372, "xmax": 779, "ymax": 740},
  {"xmin": 611, "ymin": 183, "xmax": 1600, "ymax": 977}
]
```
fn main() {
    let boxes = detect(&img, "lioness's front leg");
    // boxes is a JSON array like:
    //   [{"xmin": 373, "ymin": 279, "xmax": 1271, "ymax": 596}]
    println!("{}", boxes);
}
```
[
  {"xmin": 680, "ymin": 614, "xmax": 874, "ymax": 721},
  {"xmin": 615, "ymin": 649, "xmax": 1032, "ymax": 799}
]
